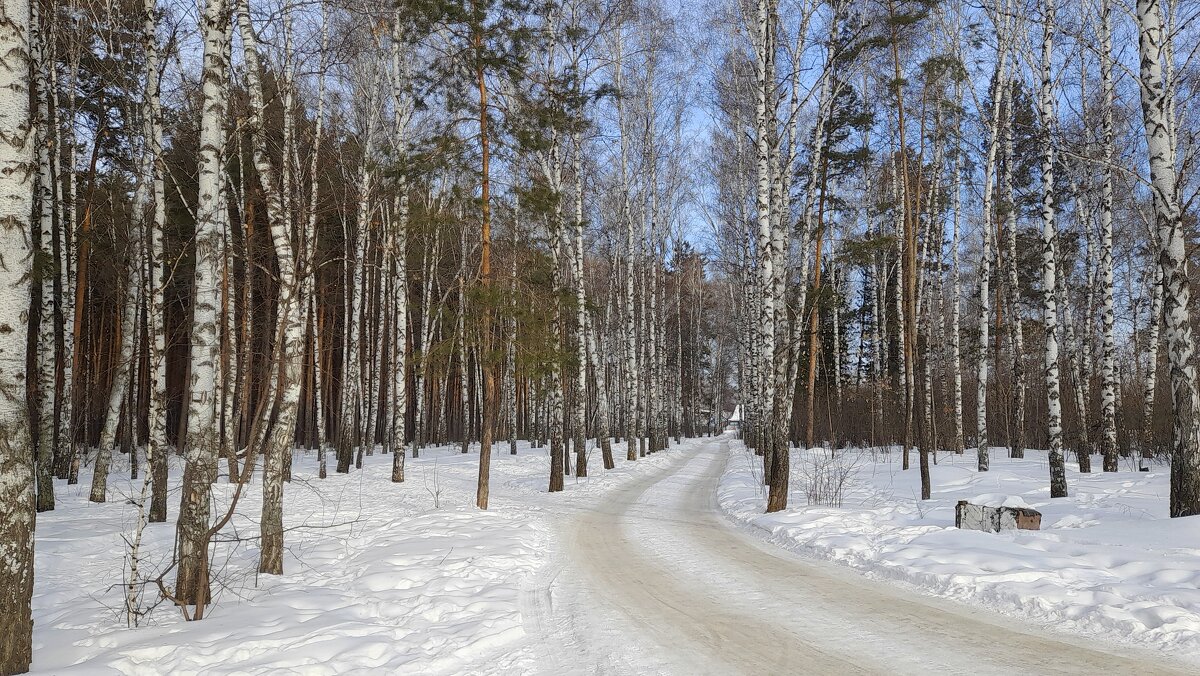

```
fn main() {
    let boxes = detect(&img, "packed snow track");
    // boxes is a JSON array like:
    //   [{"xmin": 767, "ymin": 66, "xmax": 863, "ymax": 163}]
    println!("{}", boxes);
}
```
[{"xmin": 523, "ymin": 439, "xmax": 1191, "ymax": 675}]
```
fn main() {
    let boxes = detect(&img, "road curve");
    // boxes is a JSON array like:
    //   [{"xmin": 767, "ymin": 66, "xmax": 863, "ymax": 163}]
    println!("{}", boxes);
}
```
[{"xmin": 556, "ymin": 438, "xmax": 1190, "ymax": 675}]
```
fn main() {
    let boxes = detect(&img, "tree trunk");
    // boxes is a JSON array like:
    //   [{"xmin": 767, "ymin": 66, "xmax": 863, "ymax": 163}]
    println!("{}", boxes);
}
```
[
  {"xmin": 176, "ymin": 0, "xmax": 231, "ymax": 607},
  {"xmin": 31, "ymin": 1, "xmax": 55, "ymax": 512},
  {"xmin": 390, "ymin": 10, "xmax": 410, "ymax": 482},
  {"xmin": 611, "ymin": 30, "xmax": 640, "ymax": 462},
  {"xmin": 0, "ymin": 0, "xmax": 37, "ymax": 666},
  {"xmin": 1037, "ymin": 4, "xmax": 1067, "ymax": 498},
  {"xmin": 237, "ymin": 0, "xmax": 303, "ymax": 576},
  {"xmin": 571, "ymin": 131, "xmax": 589, "ymax": 477},
  {"xmin": 1098, "ymin": 0, "xmax": 1119, "ymax": 472},
  {"xmin": 474, "ymin": 12, "xmax": 495, "ymax": 510},
  {"xmin": 1001, "ymin": 82, "xmax": 1025, "ymax": 460},
  {"xmin": 1143, "ymin": 262, "xmax": 1163, "ymax": 456},
  {"xmin": 976, "ymin": 12, "xmax": 1012, "ymax": 472},
  {"xmin": 949, "ymin": 144, "xmax": 965, "ymax": 454},
  {"xmin": 1135, "ymin": 0, "xmax": 1200, "ymax": 517}
]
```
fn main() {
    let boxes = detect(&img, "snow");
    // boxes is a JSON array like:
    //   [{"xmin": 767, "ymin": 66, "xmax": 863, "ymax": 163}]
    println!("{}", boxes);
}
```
[
  {"xmin": 30, "ymin": 435, "xmax": 1200, "ymax": 673},
  {"xmin": 970, "ymin": 493, "xmax": 1033, "ymax": 509},
  {"xmin": 718, "ymin": 441, "xmax": 1200, "ymax": 661},
  {"xmin": 29, "ymin": 440, "xmax": 678, "ymax": 675}
]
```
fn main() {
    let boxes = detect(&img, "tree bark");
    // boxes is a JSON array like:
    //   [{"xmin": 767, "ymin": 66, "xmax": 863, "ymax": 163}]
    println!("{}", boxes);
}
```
[
  {"xmin": 1098, "ymin": 0, "xmax": 1119, "ymax": 472},
  {"xmin": 176, "ymin": 0, "xmax": 231, "ymax": 606},
  {"xmin": 0, "ymin": 0, "xmax": 37, "ymax": 666},
  {"xmin": 976, "ymin": 6, "xmax": 1013, "ymax": 472},
  {"xmin": 1135, "ymin": 0, "xmax": 1200, "ymax": 517},
  {"xmin": 1037, "ymin": 3, "xmax": 1067, "ymax": 498}
]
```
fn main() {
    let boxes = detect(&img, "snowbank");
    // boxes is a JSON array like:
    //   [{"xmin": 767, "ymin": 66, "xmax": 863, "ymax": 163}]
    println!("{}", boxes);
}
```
[
  {"xmin": 30, "ymin": 439, "xmax": 680, "ymax": 674},
  {"xmin": 718, "ymin": 443, "xmax": 1200, "ymax": 659}
]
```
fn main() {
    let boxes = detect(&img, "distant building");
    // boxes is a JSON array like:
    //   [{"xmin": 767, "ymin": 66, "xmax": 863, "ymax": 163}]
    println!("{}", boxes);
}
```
[{"xmin": 725, "ymin": 405, "xmax": 742, "ymax": 432}]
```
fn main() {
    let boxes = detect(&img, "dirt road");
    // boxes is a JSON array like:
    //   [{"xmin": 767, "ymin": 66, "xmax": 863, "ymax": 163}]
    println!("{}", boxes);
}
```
[{"xmin": 533, "ymin": 439, "xmax": 1189, "ymax": 675}]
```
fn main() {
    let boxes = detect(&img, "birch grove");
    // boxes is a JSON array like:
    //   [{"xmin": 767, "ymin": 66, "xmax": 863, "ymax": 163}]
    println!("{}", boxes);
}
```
[
  {"xmin": 706, "ymin": 0, "xmax": 1200, "ymax": 508},
  {"xmin": 2, "ymin": 0, "xmax": 1200, "ymax": 669}
]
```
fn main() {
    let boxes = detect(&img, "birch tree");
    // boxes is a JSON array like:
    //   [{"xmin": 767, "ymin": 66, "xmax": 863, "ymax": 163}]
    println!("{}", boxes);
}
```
[
  {"xmin": 1097, "ymin": 0, "xmax": 1118, "ymax": 472},
  {"xmin": 949, "ymin": 131, "xmax": 965, "ymax": 454},
  {"xmin": 0, "ymin": 0, "xmax": 36, "ymax": 667},
  {"xmin": 176, "ymin": 0, "xmax": 231, "ymax": 606},
  {"xmin": 236, "ymin": 0, "xmax": 303, "ymax": 576},
  {"xmin": 390, "ymin": 3, "xmax": 412, "ymax": 482},
  {"xmin": 30, "ymin": 0, "xmax": 54, "ymax": 512},
  {"xmin": 751, "ymin": 0, "xmax": 788, "ymax": 512},
  {"xmin": 306, "ymin": 1, "xmax": 329, "ymax": 480},
  {"xmin": 976, "ymin": 1, "xmax": 1013, "ymax": 472},
  {"xmin": 1036, "ymin": 0, "xmax": 1066, "ymax": 498},
  {"xmin": 571, "ymin": 129, "xmax": 589, "ymax": 477},
  {"xmin": 1001, "ymin": 76, "xmax": 1025, "ymax": 460},
  {"xmin": 612, "ymin": 25, "xmax": 640, "ymax": 462},
  {"xmin": 143, "ymin": 0, "xmax": 169, "ymax": 523},
  {"xmin": 1134, "ymin": 0, "xmax": 1200, "ymax": 517}
]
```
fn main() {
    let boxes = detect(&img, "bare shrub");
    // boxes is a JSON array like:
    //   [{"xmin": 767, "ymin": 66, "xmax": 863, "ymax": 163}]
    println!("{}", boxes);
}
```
[
  {"xmin": 797, "ymin": 450, "xmax": 860, "ymax": 508},
  {"xmin": 422, "ymin": 457, "xmax": 443, "ymax": 508}
]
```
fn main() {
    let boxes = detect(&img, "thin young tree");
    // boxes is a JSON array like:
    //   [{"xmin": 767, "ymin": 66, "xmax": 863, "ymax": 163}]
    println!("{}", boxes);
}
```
[
  {"xmin": 976, "ymin": 0, "xmax": 1014, "ymax": 472},
  {"xmin": 1096, "ymin": 0, "xmax": 1118, "ymax": 472},
  {"xmin": 30, "ymin": 0, "xmax": 55, "ymax": 513}
]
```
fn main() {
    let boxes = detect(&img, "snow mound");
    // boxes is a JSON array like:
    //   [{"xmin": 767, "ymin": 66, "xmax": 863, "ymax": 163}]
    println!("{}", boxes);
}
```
[{"xmin": 969, "ymin": 493, "xmax": 1032, "ymax": 509}]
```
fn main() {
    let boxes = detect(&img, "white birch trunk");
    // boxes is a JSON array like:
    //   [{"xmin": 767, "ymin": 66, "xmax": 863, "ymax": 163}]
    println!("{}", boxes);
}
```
[
  {"xmin": 341, "ymin": 159, "xmax": 370, "ymax": 471},
  {"xmin": 31, "ymin": 0, "xmax": 55, "ymax": 511},
  {"xmin": 237, "ymin": 0, "xmax": 302, "ymax": 575},
  {"xmin": 977, "ymin": 9, "xmax": 1013, "ymax": 471},
  {"xmin": 0, "ymin": 0, "xmax": 37, "ymax": 665},
  {"xmin": 457, "ymin": 224, "xmax": 469, "ymax": 454},
  {"xmin": 307, "ymin": 2, "xmax": 328, "ymax": 477},
  {"xmin": 1065, "ymin": 171, "xmax": 1092, "ymax": 472},
  {"xmin": 142, "ymin": 0, "xmax": 169, "ymax": 522},
  {"xmin": 1143, "ymin": 261, "xmax": 1163, "ymax": 454},
  {"xmin": 614, "ymin": 30, "xmax": 639, "ymax": 461},
  {"xmin": 753, "ymin": 0, "xmax": 777, "ymax": 486},
  {"xmin": 62, "ymin": 49, "xmax": 80, "ymax": 486},
  {"xmin": 176, "ymin": 0, "xmax": 230, "ymax": 606},
  {"xmin": 413, "ymin": 228, "xmax": 440, "ymax": 457},
  {"xmin": 1037, "ymin": 4, "xmax": 1067, "ymax": 497},
  {"xmin": 1002, "ymin": 83, "xmax": 1025, "ymax": 459},
  {"xmin": 91, "ymin": 213, "xmax": 139, "ymax": 504},
  {"xmin": 1135, "ymin": 0, "xmax": 1200, "ymax": 517},
  {"xmin": 571, "ymin": 131, "xmax": 589, "ymax": 475},
  {"xmin": 541, "ymin": 134, "xmax": 567, "ymax": 488},
  {"xmin": 505, "ymin": 202, "xmax": 518, "ymax": 456},
  {"xmin": 950, "ymin": 146, "xmax": 965, "ymax": 453},
  {"xmin": 390, "ymin": 10, "xmax": 410, "ymax": 480},
  {"xmin": 1098, "ymin": 0, "xmax": 1119, "ymax": 472}
]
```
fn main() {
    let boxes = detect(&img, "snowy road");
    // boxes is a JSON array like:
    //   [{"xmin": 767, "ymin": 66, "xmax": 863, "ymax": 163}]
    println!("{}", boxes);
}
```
[{"xmin": 528, "ymin": 439, "xmax": 1191, "ymax": 675}]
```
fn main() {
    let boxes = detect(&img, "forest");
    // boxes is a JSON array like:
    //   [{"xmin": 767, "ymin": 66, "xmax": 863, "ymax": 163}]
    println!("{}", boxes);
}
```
[{"xmin": 0, "ymin": 0, "xmax": 1198, "ymax": 673}]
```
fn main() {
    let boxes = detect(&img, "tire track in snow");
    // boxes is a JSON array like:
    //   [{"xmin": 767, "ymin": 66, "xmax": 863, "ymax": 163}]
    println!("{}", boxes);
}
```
[{"xmin": 548, "ymin": 438, "xmax": 1189, "ymax": 675}]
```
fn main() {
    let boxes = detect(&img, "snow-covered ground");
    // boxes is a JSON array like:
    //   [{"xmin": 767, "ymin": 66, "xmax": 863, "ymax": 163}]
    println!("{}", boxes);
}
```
[
  {"xmin": 30, "ymin": 440, "xmax": 678, "ymax": 675},
  {"xmin": 33, "ymin": 435, "xmax": 1199, "ymax": 674},
  {"xmin": 719, "ymin": 441, "xmax": 1200, "ymax": 660}
]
